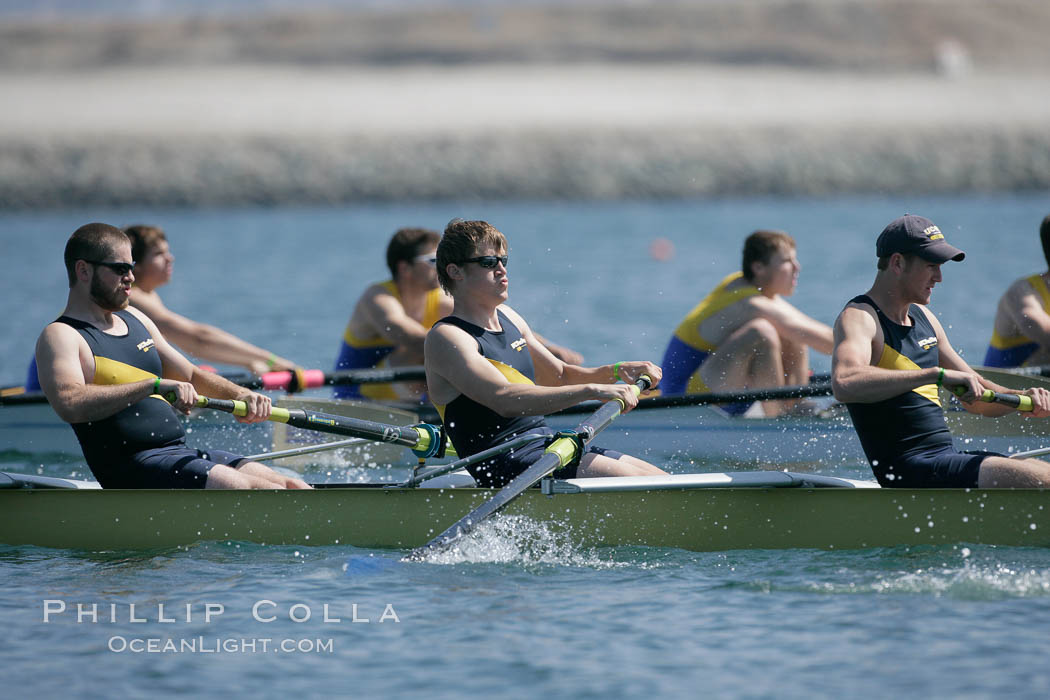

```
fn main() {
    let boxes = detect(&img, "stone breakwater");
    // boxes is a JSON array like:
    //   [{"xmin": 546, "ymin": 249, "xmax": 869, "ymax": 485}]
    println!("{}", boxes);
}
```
[{"xmin": 2, "ymin": 126, "xmax": 1047, "ymax": 208}]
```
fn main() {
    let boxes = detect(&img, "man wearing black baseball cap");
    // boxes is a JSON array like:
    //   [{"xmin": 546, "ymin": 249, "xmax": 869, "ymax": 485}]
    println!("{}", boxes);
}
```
[
  {"xmin": 830, "ymin": 214, "xmax": 1050, "ymax": 488},
  {"xmin": 875, "ymin": 214, "xmax": 966, "ymax": 264}
]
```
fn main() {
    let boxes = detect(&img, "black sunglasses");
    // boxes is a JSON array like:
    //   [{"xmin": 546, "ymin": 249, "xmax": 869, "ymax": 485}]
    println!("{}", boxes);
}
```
[
  {"xmin": 461, "ymin": 255, "xmax": 508, "ymax": 269},
  {"xmin": 85, "ymin": 260, "xmax": 135, "ymax": 276}
]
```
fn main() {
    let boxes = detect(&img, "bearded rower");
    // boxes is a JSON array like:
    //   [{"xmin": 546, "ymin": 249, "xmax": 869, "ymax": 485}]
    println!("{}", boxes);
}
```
[{"xmin": 34, "ymin": 223, "xmax": 309, "ymax": 490}]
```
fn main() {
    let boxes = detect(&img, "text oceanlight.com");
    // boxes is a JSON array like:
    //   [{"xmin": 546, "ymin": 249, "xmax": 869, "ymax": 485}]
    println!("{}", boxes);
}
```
[
  {"xmin": 43, "ymin": 599, "xmax": 401, "ymax": 654},
  {"xmin": 108, "ymin": 637, "xmax": 334, "ymax": 654}
]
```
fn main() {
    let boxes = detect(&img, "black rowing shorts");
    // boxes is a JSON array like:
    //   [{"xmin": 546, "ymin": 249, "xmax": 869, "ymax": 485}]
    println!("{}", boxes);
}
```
[
  {"xmin": 872, "ymin": 445, "xmax": 1002, "ymax": 488},
  {"xmin": 93, "ymin": 445, "xmax": 248, "ymax": 489}
]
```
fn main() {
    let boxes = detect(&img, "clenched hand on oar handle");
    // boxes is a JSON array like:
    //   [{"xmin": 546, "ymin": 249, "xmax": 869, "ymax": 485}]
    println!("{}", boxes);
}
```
[{"xmin": 951, "ymin": 385, "xmax": 1033, "ymax": 412}]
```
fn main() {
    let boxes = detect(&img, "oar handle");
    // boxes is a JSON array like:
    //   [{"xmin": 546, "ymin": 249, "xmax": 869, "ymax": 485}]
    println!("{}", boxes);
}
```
[
  {"xmin": 952, "ymin": 386, "xmax": 1033, "ymax": 411},
  {"xmin": 613, "ymin": 373, "xmax": 652, "ymax": 410},
  {"xmin": 258, "ymin": 369, "xmax": 326, "ymax": 392},
  {"xmin": 978, "ymin": 389, "xmax": 1033, "ymax": 411},
  {"xmin": 193, "ymin": 396, "xmax": 293, "ymax": 421}
]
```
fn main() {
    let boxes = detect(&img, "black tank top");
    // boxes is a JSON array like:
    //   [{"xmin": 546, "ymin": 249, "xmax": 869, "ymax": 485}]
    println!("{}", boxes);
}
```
[
  {"xmin": 61, "ymin": 311, "xmax": 186, "ymax": 468},
  {"xmin": 433, "ymin": 309, "xmax": 545, "ymax": 457},
  {"xmin": 844, "ymin": 295, "xmax": 953, "ymax": 464}
]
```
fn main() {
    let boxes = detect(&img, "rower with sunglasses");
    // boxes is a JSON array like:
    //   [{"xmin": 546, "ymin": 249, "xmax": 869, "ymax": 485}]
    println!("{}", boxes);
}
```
[
  {"xmin": 333, "ymin": 227, "xmax": 584, "ymax": 403},
  {"xmin": 33, "ymin": 223, "xmax": 310, "ymax": 490},
  {"xmin": 24, "ymin": 223, "xmax": 300, "ymax": 391},
  {"xmin": 424, "ymin": 219, "xmax": 668, "ymax": 488}
]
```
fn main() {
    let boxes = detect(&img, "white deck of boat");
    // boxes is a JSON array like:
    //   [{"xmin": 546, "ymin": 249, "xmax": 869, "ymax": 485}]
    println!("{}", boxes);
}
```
[{"xmin": 0, "ymin": 470, "xmax": 879, "ymax": 492}]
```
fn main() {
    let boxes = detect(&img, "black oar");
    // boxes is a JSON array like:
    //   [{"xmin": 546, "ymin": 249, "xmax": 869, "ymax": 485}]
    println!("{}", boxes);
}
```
[
  {"xmin": 552, "ymin": 381, "xmax": 832, "ymax": 415},
  {"xmin": 406, "ymin": 375, "xmax": 652, "ymax": 561},
  {"xmin": 998, "ymin": 365, "xmax": 1050, "ymax": 379},
  {"xmin": 191, "ymin": 396, "xmax": 447, "ymax": 457},
  {"xmin": 0, "ymin": 365, "xmax": 428, "ymax": 404},
  {"xmin": 235, "ymin": 366, "xmax": 426, "ymax": 393}
]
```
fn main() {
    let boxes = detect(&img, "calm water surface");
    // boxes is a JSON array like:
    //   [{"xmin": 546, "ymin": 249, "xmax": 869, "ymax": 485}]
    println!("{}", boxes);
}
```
[{"xmin": 3, "ymin": 194, "xmax": 1050, "ymax": 697}]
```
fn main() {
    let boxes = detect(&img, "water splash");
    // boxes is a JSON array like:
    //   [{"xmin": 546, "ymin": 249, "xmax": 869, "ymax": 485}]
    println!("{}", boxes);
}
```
[
  {"xmin": 411, "ymin": 514, "xmax": 636, "ymax": 570},
  {"xmin": 804, "ymin": 548, "xmax": 1050, "ymax": 600},
  {"xmin": 867, "ymin": 560, "xmax": 1050, "ymax": 599}
]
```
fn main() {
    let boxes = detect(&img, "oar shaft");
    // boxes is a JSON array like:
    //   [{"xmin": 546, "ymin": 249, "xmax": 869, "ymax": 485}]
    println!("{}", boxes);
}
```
[
  {"xmin": 192, "ymin": 396, "xmax": 439, "ymax": 451},
  {"xmin": 553, "ymin": 381, "xmax": 832, "ymax": 415},
  {"xmin": 1011, "ymin": 446, "xmax": 1050, "ymax": 459},
  {"xmin": 231, "ymin": 367, "xmax": 428, "ymax": 392},
  {"xmin": 245, "ymin": 436, "xmax": 371, "ymax": 462}
]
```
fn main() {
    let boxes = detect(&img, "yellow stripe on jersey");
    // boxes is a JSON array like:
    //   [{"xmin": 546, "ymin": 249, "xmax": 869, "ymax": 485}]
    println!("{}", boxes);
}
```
[
  {"xmin": 990, "ymin": 329, "xmax": 1038, "ymax": 350},
  {"xmin": 876, "ymin": 344, "xmax": 941, "ymax": 406},
  {"xmin": 93, "ymin": 356, "xmax": 157, "ymax": 385},
  {"xmin": 430, "ymin": 359, "xmax": 535, "ymax": 417},
  {"xmin": 673, "ymin": 272, "xmax": 760, "ymax": 352},
  {"xmin": 487, "ymin": 358, "xmax": 535, "ymax": 385}
]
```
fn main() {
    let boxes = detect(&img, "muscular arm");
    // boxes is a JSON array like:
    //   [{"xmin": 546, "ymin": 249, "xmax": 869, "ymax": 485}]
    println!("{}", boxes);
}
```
[
  {"xmin": 502, "ymin": 306, "xmax": 660, "ymax": 389},
  {"xmin": 131, "ymin": 291, "xmax": 294, "ymax": 374},
  {"xmin": 754, "ymin": 297, "xmax": 834, "ymax": 355},
  {"xmin": 358, "ymin": 286, "xmax": 431, "ymax": 358},
  {"xmin": 35, "ymin": 323, "xmax": 160, "ymax": 424},
  {"xmin": 424, "ymin": 320, "xmax": 642, "ymax": 418},
  {"xmin": 831, "ymin": 304, "xmax": 945, "ymax": 403},
  {"xmin": 532, "ymin": 332, "xmax": 584, "ymax": 365}
]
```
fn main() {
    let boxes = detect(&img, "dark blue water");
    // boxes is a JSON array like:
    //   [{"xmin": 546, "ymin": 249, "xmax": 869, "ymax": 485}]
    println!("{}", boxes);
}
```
[
  {"xmin": 5, "ymin": 194, "xmax": 1049, "ymax": 378},
  {"xmin": 4, "ymin": 194, "xmax": 1050, "ymax": 697}
]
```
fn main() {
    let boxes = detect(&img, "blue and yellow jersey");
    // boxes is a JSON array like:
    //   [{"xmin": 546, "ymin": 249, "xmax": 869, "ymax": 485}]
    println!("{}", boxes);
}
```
[
  {"xmin": 431, "ymin": 310, "xmax": 545, "ymax": 458},
  {"xmin": 660, "ymin": 271, "xmax": 760, "ymax": 396},
  {"xmin": 983, "ymin": 273, "xmax": 1050, "ymax": 368},
  {"xmin": 844, "ymin": 294, "xmax": 952, "ymax": 468},
  {"xmin": 60, "ymin": 311, "xmax": 186, "ymax": 470},
  {"xmin": 333, "ymin": 281, "xmax": 444, "ymax": 400}
]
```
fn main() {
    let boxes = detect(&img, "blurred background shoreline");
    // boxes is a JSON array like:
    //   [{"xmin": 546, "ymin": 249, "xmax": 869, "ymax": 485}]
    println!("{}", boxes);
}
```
[{"xmin": 1, "ymin": 0, "xmax": 1048, "ymax": 208}]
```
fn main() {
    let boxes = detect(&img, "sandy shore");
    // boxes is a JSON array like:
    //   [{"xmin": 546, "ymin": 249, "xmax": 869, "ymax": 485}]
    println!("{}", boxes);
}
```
[
  {"xmin": 4, "ymin": 65, "xmax": 1049, "ymax": 136},
  {"xmin": 4, "ymin": 0, "xmax": 1050, "ymax": 210},
  {"xmin": 1, "ymin": 63, "xmax": 1047, "ymax": 207}
]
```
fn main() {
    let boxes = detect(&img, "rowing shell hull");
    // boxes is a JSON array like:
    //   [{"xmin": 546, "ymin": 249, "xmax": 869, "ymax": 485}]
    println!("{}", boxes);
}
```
[{"xmin": 2, "ymin": 486, "xmax": 1048, "ymax": 552}]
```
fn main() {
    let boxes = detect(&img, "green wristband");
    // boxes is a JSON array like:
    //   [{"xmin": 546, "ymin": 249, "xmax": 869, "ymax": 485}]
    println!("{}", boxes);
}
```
[
  {"xmin": 266, "ymin": 353, "xmax": 278, "ymax": 369},
  {"xmin": 153, "ymin": 377, "xmax": 161, "ymax": 394},
  {"xmin": 936, "ymin": 367, "xmax": 945, "ymax": 387},
  {"xmin": 612, "ymin": 362, "xmax": 622, "ymax": 382}
]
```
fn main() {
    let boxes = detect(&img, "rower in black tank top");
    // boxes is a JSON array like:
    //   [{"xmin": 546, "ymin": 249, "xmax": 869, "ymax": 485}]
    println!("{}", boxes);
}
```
[
  {"xmin": 433, "ymin": 309, "xmax": 545, "ymax": 457},
  {"xmin": 432, "ymin": 309, "xmax": 622, "ymax": 488},
  {"xmin": 57, "ymin": 310, "xmax": 246, "ymax": 488},
  {"xmin": 61, "ymin": 311, "xmax": 185, "ymax": 464},
  {"xmin": 844, "ymin": 295, "xmax": 998, "ymax": 487}
]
